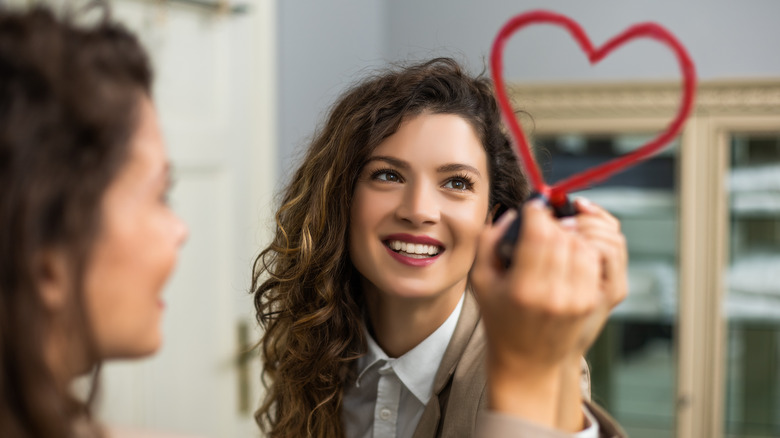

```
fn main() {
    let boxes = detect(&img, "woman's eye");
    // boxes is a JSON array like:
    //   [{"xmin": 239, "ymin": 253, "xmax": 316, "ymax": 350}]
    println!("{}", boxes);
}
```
[
  {"xmin": 372, "ymin": 170, "xmax": 401, "ymax": 182},
  {"xmin": 444, "ymin": 178, "xmax": 471, "ymax": 190},
  {"xmin": 160, "ymin": 175, "xmax": 176, "ymax": 205}
]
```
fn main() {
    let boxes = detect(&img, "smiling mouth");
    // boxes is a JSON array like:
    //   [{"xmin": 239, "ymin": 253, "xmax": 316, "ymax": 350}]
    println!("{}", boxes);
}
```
[{"xmin": 384, "ymin": 240, "xmax": 443, "ymax": 259}]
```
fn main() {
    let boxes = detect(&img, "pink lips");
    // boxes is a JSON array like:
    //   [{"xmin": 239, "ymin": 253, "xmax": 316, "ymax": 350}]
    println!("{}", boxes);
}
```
[{"xmin": 383, "ymin": 233, "xmax": 444, "ymax": 267}]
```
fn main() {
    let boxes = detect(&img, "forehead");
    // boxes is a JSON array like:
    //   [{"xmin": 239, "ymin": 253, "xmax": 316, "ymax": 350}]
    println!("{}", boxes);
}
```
[
  {"xmin": 106, "ymin": 96, "xmax": 166, "ymax": 191},
  {"xmin": 126, "ymin": 97, "xmax": 165, "ymax": 168},
  {"xmin": 371, "ymin": 113, "xmax": 487, "ymax": 169}
]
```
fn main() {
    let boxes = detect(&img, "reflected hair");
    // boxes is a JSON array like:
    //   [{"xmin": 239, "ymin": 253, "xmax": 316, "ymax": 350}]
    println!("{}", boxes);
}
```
[
  {"xmin": 252, "ymin": 57, "xmax": 529, "ymax": 437},
  {"xmin": 0, "ymin": 5, "xmax": 151, "ymax": 438}
]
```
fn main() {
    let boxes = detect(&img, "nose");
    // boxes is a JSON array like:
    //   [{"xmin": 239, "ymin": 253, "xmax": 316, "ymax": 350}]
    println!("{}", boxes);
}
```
[{"xmin": 395, "ymin": 181, "xmax": 440, "ymax": 226}]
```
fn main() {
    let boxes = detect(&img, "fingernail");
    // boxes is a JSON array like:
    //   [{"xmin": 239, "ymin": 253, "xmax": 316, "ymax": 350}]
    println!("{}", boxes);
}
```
[
  {"xmin": 527, "ymin": 199, "xmax": 546, "ymax": 210},
  {"xmin": 495, "ymin": 209, "xmax": 517, "ymax": 226},
  {"xmin": 560, "ymin": 217, "xmax": 577, "ymax": 229},
  {"xmin": 575, "ymin": 197, "xmax": 592, "ymax": 207}
]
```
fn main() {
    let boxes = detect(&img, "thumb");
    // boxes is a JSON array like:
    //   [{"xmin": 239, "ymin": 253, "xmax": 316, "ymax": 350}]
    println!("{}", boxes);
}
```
[{"xmin": 470, "ymin": 209, "xmax": 517, "ymax": 302}]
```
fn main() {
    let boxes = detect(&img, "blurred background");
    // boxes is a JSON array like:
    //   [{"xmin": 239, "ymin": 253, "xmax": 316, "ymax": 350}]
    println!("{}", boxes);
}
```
[{"xmin": 15, "ymin": 0, "xmax": 780, "ymax": 436}]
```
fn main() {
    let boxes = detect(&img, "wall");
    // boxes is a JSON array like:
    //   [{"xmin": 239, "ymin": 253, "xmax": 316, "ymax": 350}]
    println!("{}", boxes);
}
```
[
  {"xmin": 386, "ymin": 0, "xmax": 780, "ymax": 81},
  {"xmin": 276, "ymin": 0, "xmax": 780, "ymax": 176},
  {"xmin": 277, "ymin": 0, "xmax": 387, "ymax": 174}
]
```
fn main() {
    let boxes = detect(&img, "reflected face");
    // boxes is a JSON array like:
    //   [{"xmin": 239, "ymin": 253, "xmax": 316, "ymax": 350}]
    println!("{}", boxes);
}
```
[
  {"xmin": 84, "ymin": 97, "xmax": 188, "ymax": 359},
  {"xmin": 349, "ymin": 113, "xmax": 490, "ymax": 303}
]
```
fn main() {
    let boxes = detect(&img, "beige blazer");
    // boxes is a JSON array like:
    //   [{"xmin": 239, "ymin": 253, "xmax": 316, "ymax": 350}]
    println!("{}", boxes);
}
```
[{"xmin": 411, "ymin": 291, "xmax": 627, "ymax": 438}]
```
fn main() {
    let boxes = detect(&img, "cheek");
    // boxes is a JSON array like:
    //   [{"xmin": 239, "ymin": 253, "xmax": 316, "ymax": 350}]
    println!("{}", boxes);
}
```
[
  {"xmin": 448, "ymin": 199, "xmax": 490, "ymax": 255},
  {"xmin": 83, "ymin": 237, "xmax": 142, "ymax": 356},
  {"xmin": 350, "ymin": 187, "xmax": 394, "ymax": 237},
  {"xmin": 152, "ymin": 212, "xmax": 182, "ymax": 268},
  {"xmin": 348, "ymin": 187, "xmax": 401, "ymax": 280},
  {"xmin": 82, "ymin": 212, "xmax": 178, "ymax": 358},
  {"xmin": 349, "ymin": 189, "xmax": 376, "ymax": 256},
  {"xmin": 349, "ymin": 189, "xmax": 367, "ymax": 237}
]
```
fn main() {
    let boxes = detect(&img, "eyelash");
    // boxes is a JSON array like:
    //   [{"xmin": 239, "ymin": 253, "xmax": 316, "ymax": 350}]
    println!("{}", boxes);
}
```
[
  {"xmin": 445, "ymin": 173, "xmax": 475, "ymax": 191},
  {"xmin": 369, "ymin": 168, "xmax": 475, "ymax": 192},
  {"xmin": 161, "ymin": 177, "xmax": 176, "ymax": 205},
  {"xmin": 370, "ymin": 168, "xmax": 403, "ymax": 183}
]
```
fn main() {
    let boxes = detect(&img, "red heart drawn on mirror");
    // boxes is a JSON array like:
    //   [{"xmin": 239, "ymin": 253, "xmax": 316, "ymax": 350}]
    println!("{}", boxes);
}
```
[{"xmin": 490, "ymin": 10, "xmax": 697, "ymax": 206}]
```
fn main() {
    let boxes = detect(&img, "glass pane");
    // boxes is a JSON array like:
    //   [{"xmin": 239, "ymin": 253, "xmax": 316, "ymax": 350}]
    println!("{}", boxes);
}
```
[
  {"xmin": 724, "ymin": 133, "xmax": 780, "ymax": 438},
  {"xmin": 535, "ymin": 133, "xmax": 679, "ymax": 437}
]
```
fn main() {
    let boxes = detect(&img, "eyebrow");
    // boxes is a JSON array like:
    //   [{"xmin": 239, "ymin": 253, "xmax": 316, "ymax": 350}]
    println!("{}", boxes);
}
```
[
  {"xmin": 366, "ymin": 155, "xmax": 483, "ymax": 178},
  {"xmin": 437, "ymin": 163, "xmax": 482, "ymax": 178}
]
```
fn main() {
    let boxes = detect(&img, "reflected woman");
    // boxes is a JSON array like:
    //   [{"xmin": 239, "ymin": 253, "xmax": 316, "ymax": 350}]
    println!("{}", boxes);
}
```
[{"xmin": 253, "ymin": 58, "xmax": 628, "ymax": 437}]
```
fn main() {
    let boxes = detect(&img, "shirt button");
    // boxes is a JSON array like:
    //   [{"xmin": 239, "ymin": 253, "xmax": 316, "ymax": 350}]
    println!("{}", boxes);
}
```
[{"xmin": 379, "ymin": 408, "xmax": 392, "ymax": 421}]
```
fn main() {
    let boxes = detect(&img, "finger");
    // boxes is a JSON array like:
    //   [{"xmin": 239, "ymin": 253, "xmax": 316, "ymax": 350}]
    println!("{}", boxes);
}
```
[
  {"xmin": 577, "ymin": 227, "xmax": 628, "ymax": 269},
  {"xmin": 511, "ymin": 199, "xmax": 557, "ymax": 278},
  {"xmin": 575, "ymin": 212, "xmax": 620, "ymax": 231},
  {"xmin": 576, "ymin": 233, "xmax": 628, "ymax": 307},
  {"xmin": 480, "ymin": 207, "xmax": 518, "ymax": 253},
  {"xmin": 481, "ymin": 208, "xmax": 517, "ymax": 268},
  {"xmin": 566, "ymin": 236, "xmax": 612, "ymax": 353},
  {"xmin": 493, "ymin": 208, "xmax": 519, "ymax": 236},
  {"xmin": 545, "ymin": 230, "xmax": 575, "ymax": 314},
  {"xmin": 574, "ymin": 198, "xmax": 620, "ymax": 231},
  {"xmin": 559, "ymin": 216, "xmax": 578, "ymax": 232},
  {"xmin": 574, "ymin": 212, "xmax": 627, "ymax": 266},
  {"xmin": 509, "ymin": 200, "xmax": 557, "ymax": 295},
  {"xmin": 568, "ymin": 237, "xmax": 601, "ymax": 315},
  {"xmin": 470, "ymin": 209, "xmax": 517, "ymax": 299},
  {"xmin": 577, "ymin": 225, "xmax": 627, "ymax": 252}
]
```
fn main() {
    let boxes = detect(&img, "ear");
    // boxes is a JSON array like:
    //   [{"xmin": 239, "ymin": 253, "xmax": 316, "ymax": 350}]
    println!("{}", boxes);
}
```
[{"xmin": 37, "ymin": 249, "xmax": 71, "ymax": 311}]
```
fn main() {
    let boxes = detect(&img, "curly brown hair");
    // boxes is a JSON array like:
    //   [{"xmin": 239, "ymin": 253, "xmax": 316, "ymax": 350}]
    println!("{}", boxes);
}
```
[
  {"xmin": 0, "ymin": 5, "xmax": 152, "ymax": 438},
  {"xmin": 252, "ymin": 57, "xmax": 529, "ymax": 437}
]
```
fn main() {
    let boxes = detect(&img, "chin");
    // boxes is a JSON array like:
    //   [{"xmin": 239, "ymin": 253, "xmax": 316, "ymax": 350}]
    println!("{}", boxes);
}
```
[
  {"xmin": 131, "ymin": 336, "xmax": 163, "ymax": 358},
  {"xmin": 101, "ymin": 334, "xmax": 162, "ymax": 360},
  {"xmin": 378, "ymin": 279, "xmax": 443, "ymax": 300}
]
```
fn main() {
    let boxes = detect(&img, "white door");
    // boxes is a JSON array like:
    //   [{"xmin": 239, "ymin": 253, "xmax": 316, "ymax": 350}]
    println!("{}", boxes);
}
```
[{"xmin": 95, "ymin": 1, "xmax": 276, "ymax": 437}]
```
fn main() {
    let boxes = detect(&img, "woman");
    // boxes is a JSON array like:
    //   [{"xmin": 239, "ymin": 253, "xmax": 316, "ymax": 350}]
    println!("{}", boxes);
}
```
[
  {"xmin": 0, "ymin": 6, "xmax": 187, "ymax": 437},
  {"xmin": 253, "ymin": 58, "xmax": 627, "ymax": 437}
]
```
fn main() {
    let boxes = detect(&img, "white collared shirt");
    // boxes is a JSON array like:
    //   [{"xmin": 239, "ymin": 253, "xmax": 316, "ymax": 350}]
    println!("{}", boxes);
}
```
[
  {"xmin": 342, "ymin": 293, "xmax": 465, "ymax": 438},
  {"xmin": 341, "ymin": 292, "xmax": 600, "ymax": 438}
]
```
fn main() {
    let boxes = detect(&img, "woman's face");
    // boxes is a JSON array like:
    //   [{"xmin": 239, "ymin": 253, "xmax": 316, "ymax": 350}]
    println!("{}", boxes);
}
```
[
  {"xmin": 349, "ymin": 113, "xmax": 490, "ymax": 303},
  {"xmin": 84, "ymin": 97, "xmax": 187, "ymax": 359}
]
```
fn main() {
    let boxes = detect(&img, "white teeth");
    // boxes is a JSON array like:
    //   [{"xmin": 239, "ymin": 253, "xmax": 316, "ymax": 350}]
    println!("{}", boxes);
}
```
[{"xmin": 386, "ymin": 240, "xmax": 441, "ymax": 256}]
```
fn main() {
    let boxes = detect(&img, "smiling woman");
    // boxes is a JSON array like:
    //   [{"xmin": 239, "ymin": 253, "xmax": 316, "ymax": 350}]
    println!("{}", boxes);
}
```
[
  {"xmin": 350, "ymin": 114, "xmax": 490, "ymax": 301},
  {"xmin": 252, "ymin": 59, "xmax": 525, "ymax": 437},
  {"xmin": 349, "ymin": 114, "xmax": 490, "ymax": 360},
  {"xmin": 253, "ymin": 58, "xmax": 629, "ymax": 438},
  {"xmin": 0, "ymin": 5, "xmax": 186, "ymax": 437}
]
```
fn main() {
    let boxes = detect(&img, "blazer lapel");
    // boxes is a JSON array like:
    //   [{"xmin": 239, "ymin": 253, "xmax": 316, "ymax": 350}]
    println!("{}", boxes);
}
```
[{"xmin": 413, "ymin": 291, "xmax": 483, "ymax": 438}]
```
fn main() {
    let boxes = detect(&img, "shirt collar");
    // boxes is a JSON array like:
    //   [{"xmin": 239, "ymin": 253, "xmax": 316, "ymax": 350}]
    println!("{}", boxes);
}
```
[{"xmin": 355, "ymin": 292, "xmax": 466, "ymax": 404}]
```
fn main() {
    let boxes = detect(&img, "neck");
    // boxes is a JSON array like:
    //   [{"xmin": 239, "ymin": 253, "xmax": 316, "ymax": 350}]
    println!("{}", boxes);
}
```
[
  {"xmin": 46, "ymin": 318, "xmax": 92, "ymax": 386},
  {"xmin": 364, "ymin": 280, "xmax": 465, "ymax": 358}
]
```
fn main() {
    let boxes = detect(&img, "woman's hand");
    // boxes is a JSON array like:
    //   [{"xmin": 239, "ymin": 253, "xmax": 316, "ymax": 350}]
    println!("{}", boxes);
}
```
[
  {"xmin": 470, "ymin": 198, "xmax": 627, "ymax": 430},
  {"xmin": 569, "ymin": 197, "xmax": 628, "ymax": 348}
]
